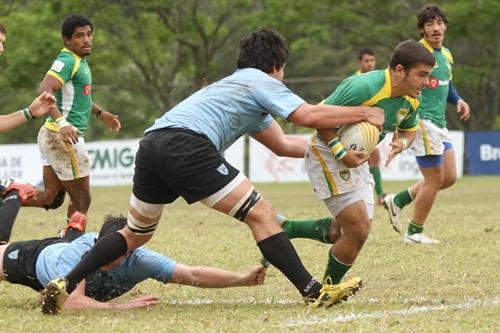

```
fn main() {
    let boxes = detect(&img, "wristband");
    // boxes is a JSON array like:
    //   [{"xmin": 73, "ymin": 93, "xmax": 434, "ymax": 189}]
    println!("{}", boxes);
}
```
[
  {"xmin": 22, "ymin": 108, "xmax": 32, "ymax": 120},
  {"xmin": 95, "ymin": 110, "xmax": 103, "ymax": 118},
  {"xmin": 400, "ymin": 138, "xmax": 409, "ymax": 151},
  {"xmin": 328, "ymin": 137, "xmax": 347, "ymax": 161},
  {"xmin": 55, "ymin": 116, "xmax": 71, "ymax": 128}
]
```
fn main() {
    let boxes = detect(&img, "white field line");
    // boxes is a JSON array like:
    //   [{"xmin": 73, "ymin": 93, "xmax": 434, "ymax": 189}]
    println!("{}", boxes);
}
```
[
  {"xmin": 158, "ymin": 296, "xmax": 494, "ymax": 306},
  {"xmin": 284, "ymin": 297, "xmax": 500, "ymax": 327}
]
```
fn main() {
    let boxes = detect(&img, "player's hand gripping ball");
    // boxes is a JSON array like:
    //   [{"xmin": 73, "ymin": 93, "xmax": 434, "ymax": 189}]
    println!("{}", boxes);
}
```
[{"xmin": 337, "ymin": 121, "xmax": 380, "ymax": 154}]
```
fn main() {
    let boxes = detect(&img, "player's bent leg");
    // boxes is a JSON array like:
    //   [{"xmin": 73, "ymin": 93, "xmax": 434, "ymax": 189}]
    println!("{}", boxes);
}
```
[
  {"xmin": 441, "ymin": 147, "xmax": 457, "ymax": 190},
  {"xmin": 413, "ymin": 165, "xmax": 443, "ymax": 224},
  {"xmin": 62, "ymin": 176, "xmax": 91, "ymax": 217},
  {"xmin": 331, "ymin": 201, "xmax": 371, "ymax": 264},
  {"xmin": 24, "ymin": 166, "xmax": 64, "ymax": 209},
  {"xmin": 204, "ymin": 175, "xmax": 323, "ymax": 301}
]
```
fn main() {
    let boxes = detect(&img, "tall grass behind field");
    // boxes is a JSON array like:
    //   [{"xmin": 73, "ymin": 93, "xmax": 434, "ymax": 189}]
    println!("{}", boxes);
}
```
[{"xmin": 1, "ymin": 176, "xmax": 499, "ymax": 332}]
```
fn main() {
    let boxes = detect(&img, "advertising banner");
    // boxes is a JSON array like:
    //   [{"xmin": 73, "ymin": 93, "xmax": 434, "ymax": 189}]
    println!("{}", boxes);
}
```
[{"xmin": 466, "ymin": 131, "xmax": 500, "ymax": 175}]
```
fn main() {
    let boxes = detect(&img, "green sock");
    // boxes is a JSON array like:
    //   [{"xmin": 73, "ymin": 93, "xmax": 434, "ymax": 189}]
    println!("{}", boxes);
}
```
[
  {"xmin": 324, "ymin": 249, "xmax": 352, "ymax": 284},
  {"xmin": 394, "ymin": 188, "xmax": 414, "ymax": 209},
  {"xmin": 407, "ymin": 220, "xmax": 424, "ymax": 235},
  {"xmin": 369, "ymin": 166, "xmax": 384, "ymax": 196},
  {"xmin": 279, "ymin": 216, "xmax": 333, "ymax": 244}
]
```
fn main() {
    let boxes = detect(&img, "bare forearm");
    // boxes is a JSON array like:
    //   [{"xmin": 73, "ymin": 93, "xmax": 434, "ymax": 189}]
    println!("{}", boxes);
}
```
[
  {"xmin": 0, "ymin": 112, "xmax": 27, "ymax": 132},
  {"xmin": 180, "ymin": 266, "xmax": 246, "ymax": 288},
  {"xmin": 275, "ymin": 135, "xmax": 307, "ymax": 158},
  {"xmin": 290, "ymin": 103, "xmax": 372, "ymax": 129}
]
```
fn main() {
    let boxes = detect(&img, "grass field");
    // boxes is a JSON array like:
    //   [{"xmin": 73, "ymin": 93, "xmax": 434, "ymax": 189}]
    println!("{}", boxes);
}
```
[{"xmin": 1, "ymin": 176, "xmax": 499, "ymax": 332}]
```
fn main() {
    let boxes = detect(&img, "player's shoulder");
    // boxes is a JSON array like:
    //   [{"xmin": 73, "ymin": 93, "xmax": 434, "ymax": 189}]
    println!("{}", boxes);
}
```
[
  {"xmin": 349, "ymin": 70, "xmax": 386, "ymax": 95},
  {"xmin": 55, "ymin": 48, "xmax": 78, "ymax": 65},
  {"xmin": 441, "ymin": 45, "xmax": 454, "ymax": 63}
]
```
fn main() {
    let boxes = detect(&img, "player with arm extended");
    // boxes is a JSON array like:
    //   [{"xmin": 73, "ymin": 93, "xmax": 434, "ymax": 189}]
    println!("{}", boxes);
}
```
[
  {"xmin": 23, "ymin": 14, "xmax": 121, "ymax": 222},
  {"xmin": 301, "ymin": 40, "xmax": 434, "ymax": 288},
  {"xmin": 41, "ymin": 27, "xmax": 385, "ymax": 314},
  {"xmin": 0, "ymin": 214, "xmax": 266, "ymax": 311},
  {"xmin": 383, "ymin": 4, "xmax": 471, "ymax": 244},
  {"xmin": 0, "ymin": 22, "xmax": 58, "ymax": 132}
]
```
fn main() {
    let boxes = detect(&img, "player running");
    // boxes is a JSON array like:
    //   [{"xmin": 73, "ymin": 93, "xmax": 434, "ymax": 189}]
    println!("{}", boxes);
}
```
[
  {"xmin": 303, "ymin": 40, "xmax": 435, "ymax": 285},
  {"xmin": 383, "ymin": 4, "xmax": 471, "ymax": 244}
]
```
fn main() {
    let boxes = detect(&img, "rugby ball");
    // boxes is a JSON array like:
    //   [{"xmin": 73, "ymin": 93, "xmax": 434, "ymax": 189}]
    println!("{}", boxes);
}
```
[{"xmin": 337, "ymin": 121, "xmax": 380, "ymax": 154}]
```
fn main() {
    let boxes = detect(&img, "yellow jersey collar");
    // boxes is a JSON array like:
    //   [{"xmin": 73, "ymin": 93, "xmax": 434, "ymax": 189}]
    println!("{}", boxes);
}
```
[{"xmin": 62, "ymin": 47, "xmax": 82, "ymax": 61}]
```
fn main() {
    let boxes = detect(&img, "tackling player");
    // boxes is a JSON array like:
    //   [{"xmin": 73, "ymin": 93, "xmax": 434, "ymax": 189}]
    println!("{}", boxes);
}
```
[
  {"xmin": 383, "ymin": 4, "xmax": 471, "ymax": 244},
  {"xmin": 304, "ymin": 40, "xmax": 435, "ymax": 285}
]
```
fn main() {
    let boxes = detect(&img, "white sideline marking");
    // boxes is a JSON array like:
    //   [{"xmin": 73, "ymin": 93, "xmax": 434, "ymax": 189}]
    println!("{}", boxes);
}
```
[{"xmin": 284, "ymin": 297, "xmax": 500, "ymax": 327}]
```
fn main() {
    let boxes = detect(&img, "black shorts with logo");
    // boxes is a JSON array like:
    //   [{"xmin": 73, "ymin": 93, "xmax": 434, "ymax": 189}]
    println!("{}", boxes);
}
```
[
  {"xmin": 3, "ymin": 237, "xmax": 66, "ymax": 291},
  {"xmin": 133, "ymin": 128, "xmax": 240, "ymax": 204}
]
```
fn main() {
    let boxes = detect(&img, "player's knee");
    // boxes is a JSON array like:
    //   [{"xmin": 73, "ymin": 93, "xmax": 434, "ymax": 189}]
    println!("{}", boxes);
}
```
[
  {"xmin": 231, "ymin": 189, "xmax": 265, "ymax": 222},
  {"xmin": 442, "ymin": 175, "xmax": 456, "ymax": 189},
  {"xmin": 43, "ymin": 190, "xmax": 66, "ymax": 210},
  {"xmin": 347, "ymin": 219, "xmax": 370, "ymax": 248},
  {"xmin": 127, "ymin": 194, "xmax": 164, "ymax": 236}
]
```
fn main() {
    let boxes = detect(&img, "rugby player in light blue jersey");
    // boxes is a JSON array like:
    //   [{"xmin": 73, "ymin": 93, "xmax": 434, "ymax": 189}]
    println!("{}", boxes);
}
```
[
  {"xmin": 0, "ymin": 213, "xmax": 266, "ymax": 311},
  {"xmin": 42, "ymin": 27, "xmax": 384, "ymax": 314}
]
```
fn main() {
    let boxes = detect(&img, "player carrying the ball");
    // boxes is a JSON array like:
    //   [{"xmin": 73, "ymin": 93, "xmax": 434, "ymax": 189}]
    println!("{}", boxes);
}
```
[{"xmin": 301, "ymin": 40, "xmax": 435, "ymax": 287}]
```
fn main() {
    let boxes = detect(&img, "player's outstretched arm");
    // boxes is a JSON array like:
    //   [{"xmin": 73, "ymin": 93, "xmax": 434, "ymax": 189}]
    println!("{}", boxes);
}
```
[
  {"xmin": 0, "ymin": 92, "xmax": 56, "ymax": 133},
  {"xmin": 251, "ymin": 121, "xmax": 308, "ymax": 158},
  {"xmin": 170, "ymin": 264, "xmax": 266, "ymax": 288},
  {"xmin": 63, "ymin": 280, "xmax": 158, "ymax": 311},
  {"xmin": 288, "ymin": 103, "xmax": 384, "ymax": 130}
]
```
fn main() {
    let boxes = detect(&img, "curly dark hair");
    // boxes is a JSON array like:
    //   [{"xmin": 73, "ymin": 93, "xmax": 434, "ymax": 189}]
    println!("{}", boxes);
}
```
[
  {"xmin": 237, "ymin": 27, "xmax": 288, "ymax": 73},
  {"xmin": 98, "ymin": 214, "xmax": 127, "ymax": 239},
  {"xmin": 61, "ymin": 14, "xmax": 93, "ymax": 40}
]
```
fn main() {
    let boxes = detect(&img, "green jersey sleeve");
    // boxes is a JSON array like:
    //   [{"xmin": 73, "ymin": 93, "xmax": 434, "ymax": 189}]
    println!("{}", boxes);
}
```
[{"xmin": 47, "ymin": 52, "xmax": 76, "ymax": 84}]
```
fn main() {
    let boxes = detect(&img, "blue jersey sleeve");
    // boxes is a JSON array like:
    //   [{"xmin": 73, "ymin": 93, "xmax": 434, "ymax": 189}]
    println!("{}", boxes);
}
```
[
  {"xmin": 125, "ymin": 247, "xmax": 177, "ymax": 284},
  {"xmin": 254, "ymin": 78, "xmax": 305, "ymax": 121},
  {"xmin": 447, "ymin": 81, "xmax": 462, "ymax": 105}
]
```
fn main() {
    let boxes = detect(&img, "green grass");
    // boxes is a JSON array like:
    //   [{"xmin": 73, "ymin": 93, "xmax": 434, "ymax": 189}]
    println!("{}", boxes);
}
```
[{"xmin": 1, "ymin": 176, "xmax": 499, "ymax": 332}]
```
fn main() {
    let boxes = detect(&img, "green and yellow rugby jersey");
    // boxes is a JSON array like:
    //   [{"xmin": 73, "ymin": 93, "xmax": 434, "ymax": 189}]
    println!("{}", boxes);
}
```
[
  {"xmin": 323, "ymin": 69, "xmax": 420, "ymax": 141},
  {"xmin": 419, "ymin": 39, "xmax": 453, "ymax": 128},
  {"xmin": 45, "ymin": 47, "xmax": 93, "ymax": 133}
]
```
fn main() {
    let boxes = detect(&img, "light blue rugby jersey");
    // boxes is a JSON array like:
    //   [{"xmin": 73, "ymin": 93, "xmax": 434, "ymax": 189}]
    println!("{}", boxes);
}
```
[
  {"xmin": 146, "ymin": 68, "xmax": 305, "ymax": 152},
  {"xmin": 35, "ymin": 233, "xmax": 177, "ymax": 301}
]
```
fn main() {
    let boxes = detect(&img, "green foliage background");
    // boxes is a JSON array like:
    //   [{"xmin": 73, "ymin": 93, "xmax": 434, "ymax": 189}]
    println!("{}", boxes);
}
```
[{"xmin": 0, "ymin": 0, "xmax": 498, "ymax": 143}]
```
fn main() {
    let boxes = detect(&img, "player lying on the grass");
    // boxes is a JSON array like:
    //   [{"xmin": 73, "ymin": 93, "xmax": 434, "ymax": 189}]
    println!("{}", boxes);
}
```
[
  {"xmin": 0, "ymin": 211, "xmax": 266, "ymax": 311},
  {"xmin": 303, "ymin": 40, "xmax": 435, "ymax": 286},
  {"xmin": 0, "ymin": 22, "xmax": 58, "ymax": 133}
]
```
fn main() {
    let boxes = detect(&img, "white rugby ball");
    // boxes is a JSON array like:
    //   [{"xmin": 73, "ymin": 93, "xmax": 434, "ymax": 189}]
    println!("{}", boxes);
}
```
[{"xmin": 337, "ymin": 121, "xmax": 380, "ymax": 154}]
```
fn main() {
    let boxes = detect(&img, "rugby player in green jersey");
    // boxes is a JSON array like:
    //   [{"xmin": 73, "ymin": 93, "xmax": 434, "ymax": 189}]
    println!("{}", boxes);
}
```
[
  {"xmin": 0, "ymin": 22, "xmax": 57, "ymax": 133},
  {"xmin": 353, "ymin": 47, "xmax": 387, "ymax": 205},
  {"xmin": 24, "ymin": 15, "xmax": 121, "ymax": 223},
  {"xmin": 298, "ymin": 40, "xmax": 435, "ymax": 286},
  {"xmin": 383, "ymin": 4, "xmax": 471, "ymax": 244}
]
